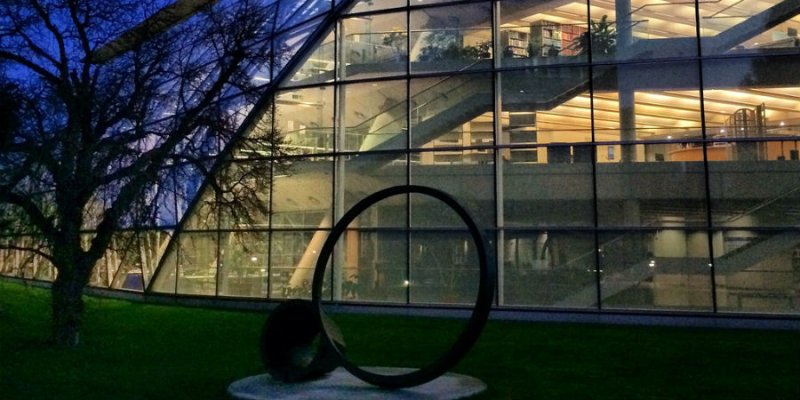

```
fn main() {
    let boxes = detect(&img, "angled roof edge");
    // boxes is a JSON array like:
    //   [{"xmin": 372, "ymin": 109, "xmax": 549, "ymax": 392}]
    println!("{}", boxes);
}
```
[{"xmin": 146, "ymin": 0, "xmax": 357, "ymax": 293}]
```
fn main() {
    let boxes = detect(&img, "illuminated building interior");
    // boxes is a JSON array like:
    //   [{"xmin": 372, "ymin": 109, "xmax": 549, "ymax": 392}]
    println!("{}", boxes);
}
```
[{"xmin": 3, "ymin": 0, "xmax": 800, "ymax": 315}]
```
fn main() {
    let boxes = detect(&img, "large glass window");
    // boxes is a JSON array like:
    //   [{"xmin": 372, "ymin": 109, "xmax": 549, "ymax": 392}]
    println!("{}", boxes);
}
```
[
  {"xmin": 105, "ymin": 231, "xmax": 169, "ymax": 291},
  {"xmin": 590, "ymin": 0, "xmax": 698, "ymax": 62},
  {"xmin": 270, "ymin": 230, "xmax": 331, "ymax": 299},
  {"xmin": 341, "ymin": 80, "xmax": 408, "ymax": 152},
  {"xmin": 500, "ymin": 66, "xmax": 592, "ymax": 150},
  {"xmin": 596, "ymin": 154, "xmax": 709, "ymax": 228},
  {"xmin": 286, "ymin": 30, "xmax": 335, "ymax": 86},
  {"xmin": 218, "ymin": 231, "xmax": 268, "ymax": 297},
  {"xmin": 216, "ymin": 160, "xmax": 272, "ymax": 230},
  {"xmin": 340, "ymin": 152, "xmax": 408, "ymax": 222},
  {"xmin": 703, "ymin": 58, "xmax": 800, "ymax": 228},
  {"xmin": 592, "ymin": 61, "xmax": 704, "ymax": 146},
  {"xmin": 715, "ymin": 230, "xmax": 800, "ymax": 314},
  {"xmin": 410, "ymin": 3, "xmax": 493, "ymax": 73},
  {"xmin": 503, "ymin": 152, "xmax": 594, "ymax": 227},
  {"xmin": 271, "ymin": 157, "xmax": 333, "ymax": 229},
  {"xmin": 699, "ymin": 0, "xmax": 800, "ymax": 56},
  {"xmin": 42, "ymin": 0, "xmax": 800, "ymax": 318},
  {"xmin": 406, "ymin": 189, "xmax": 484, "ymax": 305},
  {"xmin": 409, "ymin": 73, "xmax": 494, "ymax": 149},
  {"xmin": 335, "ymin": 226, "xmax": 408, "ymax": 304},
  {"xmin": 501, "ymin": 230, "xmax": 597, "ymax": 308},
  {"xmin": 599, "ymin": 229, "xmax": 713, "ymax": 311},
  {"xmin": 499, "ymin": 0, "xmax": 590, "ymax": 66},
  {"xmin": 410, "ymin": 229, "xmax": 480, "ymax": 304},
  {"xmin": 277, "ymin": 0, "xmax": 332, "ymax": 31},
  {"xmin": 348, "ymin": 0, "xmax": 406, "ymax": 14},
  {"xmin": 176, "ymin": 232, "xmax": 219, "ymax": 296},
  {"xmin": 274, "ymin": 17, "xmax": 321, "ymax": 76},
  {"xmin": 330, "ymin": 184, "xmax": 408, "ymax": 304},
  {"xmin": 411, "ymin": 150, "xmax": 496, "ymax": 228},
  {"xmin": 341, "ymin": 11, "xmax": 408, "ymax": 79},
  {"xmin": 275, "ymin": 86, "xmax": 335, "ymax": 155}
]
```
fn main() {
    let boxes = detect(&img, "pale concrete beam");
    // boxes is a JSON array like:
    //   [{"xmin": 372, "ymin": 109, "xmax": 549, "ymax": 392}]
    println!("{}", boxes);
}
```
[{"xmin": 91, "ymin": 0, "xmax": 220, "ymax": 63}]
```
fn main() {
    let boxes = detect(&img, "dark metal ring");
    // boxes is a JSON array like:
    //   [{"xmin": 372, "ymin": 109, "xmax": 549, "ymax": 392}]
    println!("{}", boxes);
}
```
[{"xmin": 311, "ymin": 185, "xmax": 495, "ymax": 389}]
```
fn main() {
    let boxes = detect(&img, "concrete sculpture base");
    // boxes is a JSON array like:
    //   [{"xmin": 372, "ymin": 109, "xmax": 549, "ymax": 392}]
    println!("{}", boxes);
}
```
[{"xmin": 228, "ymin": 367, "xmax": 487, "ymax": 400}]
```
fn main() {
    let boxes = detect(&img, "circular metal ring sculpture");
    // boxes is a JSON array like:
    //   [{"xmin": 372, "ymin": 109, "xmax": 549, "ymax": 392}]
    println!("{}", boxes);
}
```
[
  {"xmin": 260, "ymin": 299, "xmax": 345, "ymax": 382},
  {"xmin": 311, "ymin": 185, "xmax": 495, "ymax": 389}
]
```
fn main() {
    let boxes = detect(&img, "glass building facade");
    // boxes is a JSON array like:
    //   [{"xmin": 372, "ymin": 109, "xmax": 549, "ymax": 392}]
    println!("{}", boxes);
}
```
[{"xmin": 3, "ymin": 0, "xmax": 800, "ymax": 316}]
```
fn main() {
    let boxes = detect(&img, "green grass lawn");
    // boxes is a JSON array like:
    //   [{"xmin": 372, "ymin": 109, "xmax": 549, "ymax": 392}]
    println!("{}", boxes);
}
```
[{"xmin": 1, "ymin": 280, "xmax": 798, "ymax": 400}]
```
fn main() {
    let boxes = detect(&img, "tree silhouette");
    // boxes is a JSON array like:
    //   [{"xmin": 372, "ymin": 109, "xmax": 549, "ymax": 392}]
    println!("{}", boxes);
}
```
[{"xmin": 0, "ymin": 0, "xmax": 284, "ymax": 346}]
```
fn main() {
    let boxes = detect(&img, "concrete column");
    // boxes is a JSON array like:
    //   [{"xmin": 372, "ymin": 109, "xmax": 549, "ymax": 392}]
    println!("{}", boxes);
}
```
[{"xmin": 615, "ymin": 0, "xmax": 637, "ymax": 162}]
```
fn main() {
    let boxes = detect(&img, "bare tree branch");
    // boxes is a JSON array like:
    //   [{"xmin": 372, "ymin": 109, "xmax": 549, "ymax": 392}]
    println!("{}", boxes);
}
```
[
  {"xmin": 0, "ymin": 50, "xmax": 60, "ymax": 84},
  {"xmin": 0, "ymin": 192, "xmax": 55, "ymax": 239},
  {"xmin": 0, "ymin": 241, "xmax": 54, "ymax": 264}
]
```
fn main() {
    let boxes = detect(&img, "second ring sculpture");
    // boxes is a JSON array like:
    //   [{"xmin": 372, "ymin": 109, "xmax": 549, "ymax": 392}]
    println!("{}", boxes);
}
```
[{"xmin": 310, "ymin": 185, "xmax": 495, "ymax": 389}]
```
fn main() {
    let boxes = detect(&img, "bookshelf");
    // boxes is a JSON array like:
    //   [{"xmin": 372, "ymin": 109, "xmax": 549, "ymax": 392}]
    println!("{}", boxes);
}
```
[
  {"xmin": 529, "ymin": 20, "xmax": 587, "ymax": 57},
  {"xmin": 529, "ymin": 20, "xmax": 562, "ymax": 57},
  {"xmin": 560, "ymin": 24, "xmax": 586, "ymax": 56},
  {"xmin": 501, "ymin": 30, "xmax": 530, "ymax": 58}
]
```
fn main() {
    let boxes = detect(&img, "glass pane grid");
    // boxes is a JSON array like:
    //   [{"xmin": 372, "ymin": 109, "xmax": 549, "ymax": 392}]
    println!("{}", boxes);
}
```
[{"xmin": 6, "ymin": 0, "xmax": 800, "ymax": 317}]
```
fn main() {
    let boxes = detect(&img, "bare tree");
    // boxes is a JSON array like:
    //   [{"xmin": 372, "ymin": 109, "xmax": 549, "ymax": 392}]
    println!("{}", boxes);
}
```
[{"xmin": 0, "ymin": 0, "xmax": 283, "ymax": 346}]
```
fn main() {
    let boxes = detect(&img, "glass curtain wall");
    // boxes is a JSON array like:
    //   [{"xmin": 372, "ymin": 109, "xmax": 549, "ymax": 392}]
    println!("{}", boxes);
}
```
[
  {"xmin": 0, "ymin": 0, "xmax": 334, "ymax": 293},
  {"xmin": 146, "ymin": 0, "xmax": 800, "ymax": 315},
  {"xmin": 7, "ymin": 0, "xmax": 798, "ymax": 316}
]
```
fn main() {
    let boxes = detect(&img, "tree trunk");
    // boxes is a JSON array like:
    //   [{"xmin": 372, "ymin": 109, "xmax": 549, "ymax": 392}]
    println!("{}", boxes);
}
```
[{"xmin": 51, "ymin": 270, "xmax": 86, "ymax": 347}]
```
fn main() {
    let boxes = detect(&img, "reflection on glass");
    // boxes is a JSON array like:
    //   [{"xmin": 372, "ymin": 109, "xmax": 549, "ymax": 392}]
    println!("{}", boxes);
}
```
[
  {"xmin": 699, "ymin": 0, "xmax": 800, "ymax": 55},
  {"xmin": 277, "ymin": 0, "xmax": 331, "ymax": 31},
  {"xmin": 3, "ymin": 237, "xmax": 54, "ymax": 282},
  {"xmin": 714, "ymin": 230, "xmax": 800, "ymax": 314},
  {"xmin": 410, "ymin": 230, "xmax": 479, "ymax": 304},
  {"xmin": 273, "ymin": 19, "xmax": 318, "ymax": 75},
  {"xmin": 106, "ymin": 231, "xmax": 171, "ymax": 291},
  {"xmin": 276, "ymin": 86, "xmax": 334, "ymax": 155},
  {"xmin": 348, "ymin": 0, "xmax": 406, "ymax": 14},
  {"xmin": 341, "ymin": 152, "xmax": 407, "ymax": 226},
  {"xmin": 410, "ymin": 155, "xmax": 495, "ymax": 228},
  {"xmin": 271, "ymin": 157, "xmax": 332, "ymax": 229},
  {"xmin": 151, "ymin": 243, "xmax": 178, "ymax": 294},
  {"xmin": 599, "ymin": 230, "xmax": 713, "ymax": 311},
  {"xmin": 592, "ymin": 62, "xmax": 702, "ymax": 145},
  {"xmin": 596, "ymin": 143, "xmax": 708, "ymax": 227},
  {"xmin": 270, "ymin": 230, "xmax": 332, "ymax": 300},
  {"xmin": 218, "ymin": 231, "xmax": 268, "ymax": 297},
  {"xmin": 176, "ymin": 232, "xmax": 218, "ymax": 296},
  {"xmin": 342, "ymin": 12, "xmax": 407, "ymax": 79},
  {"xmin": 708, "ymin": 152, "xmax": 800, "ymax": 227},
  {"xmin": 499, "ymin": 0, "xmax": 590, "ymax": 66},
  {"xmin": 342, "ymin": 80, "xmax": 408, "ymax": 152},
  {"xmin": 217, "ymin": 160, "xmax": 272, "ymax": 230},
  {"xmin": 504, "ymin": 151, "xmax": 594, "ymax": 227},
  {"xmin": 409, "ymin": 73, "xmax": 493, "ymax": 149},
  {"xmin": 182, "ymin": 185, "xmax": 219, "ymax": 231},
  {"xmin": 702, "ymin": 58, "xmax": 800, "ymax": 166},
  {"xmin": 501, "ymin": 230, "xmax": 596, "ymax": 308},
  {"xmin": 410, "ymin": 3, "xmax": 492, "ymax": 73},
  {"xmin": 285, "ymin": 30, "xmax": 335, "ymax": 86},
  {"xmin": 335, "ymin": 228, "xmax": 407, "ymax": 303},
  {"xmin": 500, "ymin": 67, "xmax": 591, "ymax": 149}
]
